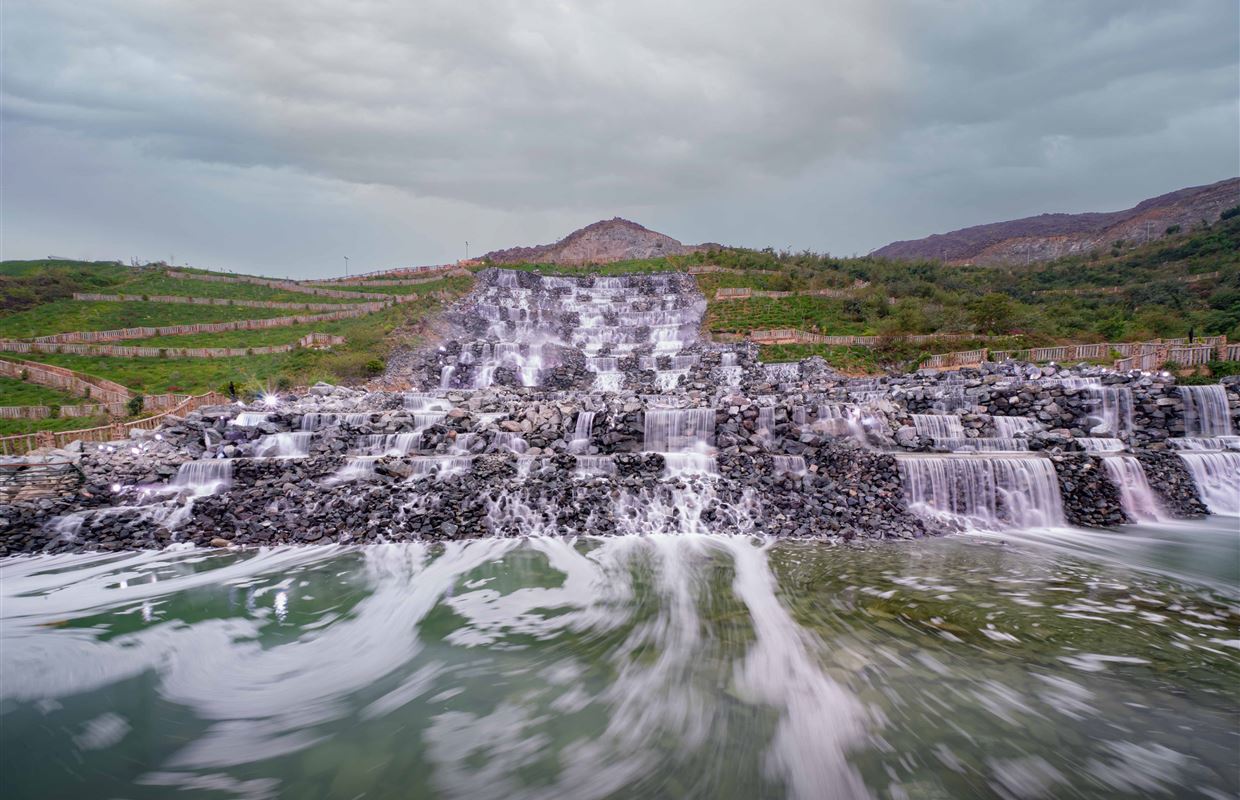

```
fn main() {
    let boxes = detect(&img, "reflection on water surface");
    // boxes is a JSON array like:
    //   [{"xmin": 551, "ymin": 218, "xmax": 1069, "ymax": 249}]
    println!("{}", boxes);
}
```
[{"xmin": 2, "ymin": 522, "xmax": 1238, "ymax": 799}]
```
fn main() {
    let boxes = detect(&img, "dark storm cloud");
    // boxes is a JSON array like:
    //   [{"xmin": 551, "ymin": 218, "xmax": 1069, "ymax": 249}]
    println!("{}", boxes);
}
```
[{"xmin": 3, "ymin": 0, "xmax": 1236, "ymax": 275}]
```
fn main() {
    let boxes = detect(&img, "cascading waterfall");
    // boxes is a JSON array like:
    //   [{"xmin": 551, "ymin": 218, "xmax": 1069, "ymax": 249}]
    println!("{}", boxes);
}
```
[
  {"xmin": 170, "ymin": 460, "xmax": 233, "ymax": 496},
  {"xmin": 756, "ymin": 407, "xmax": 776, "ymax": 444},
  {"xmin": 1180, "ymin": 385, "xmax": 1234, "ymax": 437},
  {"xmin": 360, "ymin": 433, "xmax": 421, "ymax": 456},
  {"xmin": 570, "ymin": 411, "xmax": 596, "ymax": 453},
  {"xmin": 1177, "ymin": 452, "xmax": 1240, "ymax": 514},
  {"xmin": 814, "ymin": 404, "xmax": 889, "ymax": 448},
  {"xmin": 232, "ymin": 412, "xmax": 270, "ymax": 427},
  {"xmin": 301, "ymin": 413, "xmax": 371, "ymax": 431},
  {"xmin": 254, "ymin": 432, "xmax": 313, "ymax": 458},
  {"xmin": 644, "ymin": 408, "xmax": 716, "ymax": 476},
  {"xmin": 1101, "ymin": 456, "xmax": 1166, "ymax": 523},
  {"xmin": 644, "ymin": 408, "xmax": 714, "ymax": 452},
  {"xmin": 574, "ymin": 456, "xmax": 617, "ymax": 476},
  {"xmin": 911, "ymin": 414, "xmax": 965, "ymax": 439},
  {"xmin": 1169, "ymin": 386, "xmax": 1239, "ymax": 513},
  {"xmin": 772, "ymin": 455, "xmax": 807, "ymax": 476},
  {"xmin": 898, "ymin": 455, "xmax": 1066, "ymax": 530},
  {"xmin": 492, "ymin": 432, "xmax": 529, "ymax": 454},
  {"xmin": 1078, "ymin": 438, "xmax": 1125, "ymax": 452},
  {"xmin": 407, "ymin": 456, "xmax": 473, "ymax": 479},
  {"xmin": 992, "ymin": 416, "xmax": 1042, "ymax": 437},
  {"xmin": 1062, "ymin": 378, "xmax": 1133, "ymax": 437},
  {"xmin": 932, "ymin": 437, "xmax": 1030, "ymax": 452},
  {"xmin": 456, "ymin": 269, "xmax": 702, "ymax": 391},
  {"xmin": 1168, "ymin": 437, "xmax": 1240, "ymax": 451}
]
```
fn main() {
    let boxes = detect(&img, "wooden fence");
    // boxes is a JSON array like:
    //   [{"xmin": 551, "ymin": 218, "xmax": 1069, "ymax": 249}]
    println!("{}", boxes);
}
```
[
  {"xmin": 0, "ymin": 391, "xmax": 230, "ymax": 456},
  {"xmin": 919, "ymin": 349, "xmax": 990, "ymax": 371},
  {"xmin": 303, "ymin": 269, "xmax": 467, "ymax": 287},
  {"xmin": 0, "ymin": 331, "xmax": 346, "ymax": 360},
  {"xmin": 0, "ymin": 357, "xmax": 132, "ymax": 403},
  {"xmin": 74, "ymin": 293, "xmax": 361, "ymax": 311},
  {"xmin": 306, "ymin": 263, "xmax": 460, "ymax": 283},
  {"xmin": 716, "ymin": 283, "xmax": 871, "ymax": 301},
  {"xmin": 931, "ymin": 335, "xmax": 1234, "ymax": 372},
  {"xmin": 23, "ymin": 303, "xmax": 390, "ymax": 345},
  {"xmin": 748, "ymin": 329, "xmax": 988, "ymax": 347},
  {"xmin": 0, "ymin": 402, "xmax": 126, "ymax": 420},
  {"xmin": 165, "ymin": 270, "xmax": 411, "ymax": 301}
]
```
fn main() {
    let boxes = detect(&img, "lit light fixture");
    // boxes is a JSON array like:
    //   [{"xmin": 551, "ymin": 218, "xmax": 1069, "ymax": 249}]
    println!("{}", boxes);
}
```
[
  {"xmin": 262, "ymin": 393, "xmax": 280, "ymax": 408},
  {"xmin": 111, "ymin": 483, "xmax": 122, "ymax": 492}
]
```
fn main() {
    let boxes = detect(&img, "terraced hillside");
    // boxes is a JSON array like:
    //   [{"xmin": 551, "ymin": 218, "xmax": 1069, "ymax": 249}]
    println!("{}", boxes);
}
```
[{"xmin": 0, "ymin": 262, "xmax": 473, "ymax": 433}]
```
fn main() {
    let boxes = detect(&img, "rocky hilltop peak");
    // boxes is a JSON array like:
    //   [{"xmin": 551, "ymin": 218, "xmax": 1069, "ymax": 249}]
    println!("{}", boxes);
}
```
[
  {"xmin": 484, "ymin": 218, "xmax": 710, "ymax": 265},
  {"xmin": 873, "ymin": 177, "xmax": 1239, "ymax": 266}
]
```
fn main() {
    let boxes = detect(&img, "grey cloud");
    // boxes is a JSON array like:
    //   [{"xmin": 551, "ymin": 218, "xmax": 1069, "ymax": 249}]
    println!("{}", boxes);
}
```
[{"xmin": 2, "ymin": 0, "xmax": 1235, "ymax": 274}]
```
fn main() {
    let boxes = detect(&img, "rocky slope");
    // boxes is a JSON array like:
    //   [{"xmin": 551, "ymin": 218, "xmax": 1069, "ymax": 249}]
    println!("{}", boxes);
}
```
[
  {"xmin": 873, "ymin": 178, "xmax": 1239, "ymax": 266},
  {"xmin": 483, "ymin": 218, "xmax": 712, "ymax": 265}
]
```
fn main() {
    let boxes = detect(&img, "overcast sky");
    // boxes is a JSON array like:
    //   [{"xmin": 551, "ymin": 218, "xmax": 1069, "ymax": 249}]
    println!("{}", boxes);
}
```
[{"xmin": 4, "ymin": 0, "xmax": 1237, "ymax": 278}]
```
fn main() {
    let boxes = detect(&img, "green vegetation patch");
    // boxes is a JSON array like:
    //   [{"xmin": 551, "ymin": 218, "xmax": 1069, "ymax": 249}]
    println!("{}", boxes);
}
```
[
  {"xmin": 0, "ymin": 300, "xmax": 317, "ymax": 340},
  {"xmin": 0, "ymin": 375, "xmax": 89, "ymax": 407},
  {"xmin": 112, "ymin": 274, "xmax": 366, "ymax": 304},
  {"xmin": 324, "ymin": 275, "xmax": 475, "ymax": 296},
  {"xmin": 706, "ymin": 295, "xmax": 871, "ymax": 336},
  {"xmin": 0, "ymin": 414, "xmax": 111, "ymax": 437}
]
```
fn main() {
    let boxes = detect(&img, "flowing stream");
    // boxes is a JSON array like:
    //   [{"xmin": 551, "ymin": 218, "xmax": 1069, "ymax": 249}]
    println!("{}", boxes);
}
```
[{"xmin": 2, "ymin": 530, "xmax": 1237, "ymax": 799}]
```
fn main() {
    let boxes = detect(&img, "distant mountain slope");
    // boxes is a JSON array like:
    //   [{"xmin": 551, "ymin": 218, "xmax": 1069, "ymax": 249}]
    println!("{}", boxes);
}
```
[
  {"xmin": 483, "ymin": 218, "xmax": 712, "ymax": 265},
  {"xmin": 873, "ymin": 178, "xmax": 1240, "ymax": 266}
]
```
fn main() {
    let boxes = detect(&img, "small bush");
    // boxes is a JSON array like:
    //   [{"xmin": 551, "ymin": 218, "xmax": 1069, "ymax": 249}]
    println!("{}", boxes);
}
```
[
  {"xmin": 365, "ymin": 358, "xmax": 386, "ymax": 376},
  {"xmin": 1164, "ymin": 224, "xmax": 1181, "ymax": 235},
  {"xmin": 19, "ymin": 369, "xmax": 28, "ymax": 381},
  {"xmin": 127, "ymin": 394, "xmax": 144, "ymax": 416},
  {"xmin": 276, "ymin": 376, "xmax": 293, "ymax": 390},
  {"xmin": 48, "ymin": 404, "xmax": 60, "ymax": 419},
  {"xmin": 158, "ymin": 349, "xmax": 168, "ymax": 359},
  {"xmin": 1208, "ymin": 359, "xmax": 1240, "ymax": 378}
]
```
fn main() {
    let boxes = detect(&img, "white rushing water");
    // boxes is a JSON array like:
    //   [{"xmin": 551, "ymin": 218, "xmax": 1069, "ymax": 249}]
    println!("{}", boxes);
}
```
[
  {"xmin": 644, "ymin": 407, "xmax": 717, "ymax": 476},
  {"xmin": 1078, "ymin": 437, "xmax": 1126, "ymax": 452},
  {"xmin": 570, "ymin": 411, "xmax": 596, "ymax": 453},
  {"xmin": 461, "ymin": 271, "xmax": 704, "ymax": 391},
  {"xmin": 992, "ymin": 416, "xmax": 1042, "ymax": 437},
  {"xmin": 1177, "ymin": 452, "xmax": 1240, "ymax": 515},
  {"xmin": 254, "ymin": 432, "xmax": 313, "ymax": 458},
  {"xmin": 170, "ymin": 460, "xmax": 233, "ymax": 496},
  {"xmin": 911, "ymin": 414, "xmax": 965, "ymax": 440},
  {"xmin": 897, "ymin": 455, "xmax": 1066, "ymax": 530},
  {"xmin": 1102, "ymin": 456, "xmax": 1167, "ymax": 523},
  {"xmin": 1180, "ymin": 385, "xmax": 1234, "ymax": 437}
]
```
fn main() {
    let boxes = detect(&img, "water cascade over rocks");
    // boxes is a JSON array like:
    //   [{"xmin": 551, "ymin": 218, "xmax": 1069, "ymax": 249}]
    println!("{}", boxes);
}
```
[{"xmin": 6, "ymin": 268, "xmax": 1240, "ymax": 553}]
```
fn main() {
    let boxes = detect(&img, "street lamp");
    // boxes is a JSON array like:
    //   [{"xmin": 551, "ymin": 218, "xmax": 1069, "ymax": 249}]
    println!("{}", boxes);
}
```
[{"xmin": 343, "ymin": 256, "xmax": 349, "ymax": 277}]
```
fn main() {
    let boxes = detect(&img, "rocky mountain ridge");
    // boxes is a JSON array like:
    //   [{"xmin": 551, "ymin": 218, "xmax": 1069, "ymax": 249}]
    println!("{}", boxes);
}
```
[
  {"xmin": 483, "ymin": 217, "xmax": 713, "ymax": 265},
  {"xmin": 873, "ymin": 178, "xmax": 1239, "ymax": 266}
]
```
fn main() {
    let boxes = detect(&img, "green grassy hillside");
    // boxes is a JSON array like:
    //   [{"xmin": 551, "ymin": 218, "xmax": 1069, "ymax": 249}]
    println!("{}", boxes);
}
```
[
  {"xmin": 0, "ymin": 261, "xmax": 473, "ymax": 434},
  {"xmin": 0, "ymin": 375, "xmax": 86, "ymax": 406}
]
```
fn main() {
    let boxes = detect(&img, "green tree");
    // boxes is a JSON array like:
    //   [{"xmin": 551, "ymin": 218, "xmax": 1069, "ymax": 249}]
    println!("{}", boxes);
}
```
[{"xmin": 969, "ymin": 293, "xmax": 1017, "ymax": 334}]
